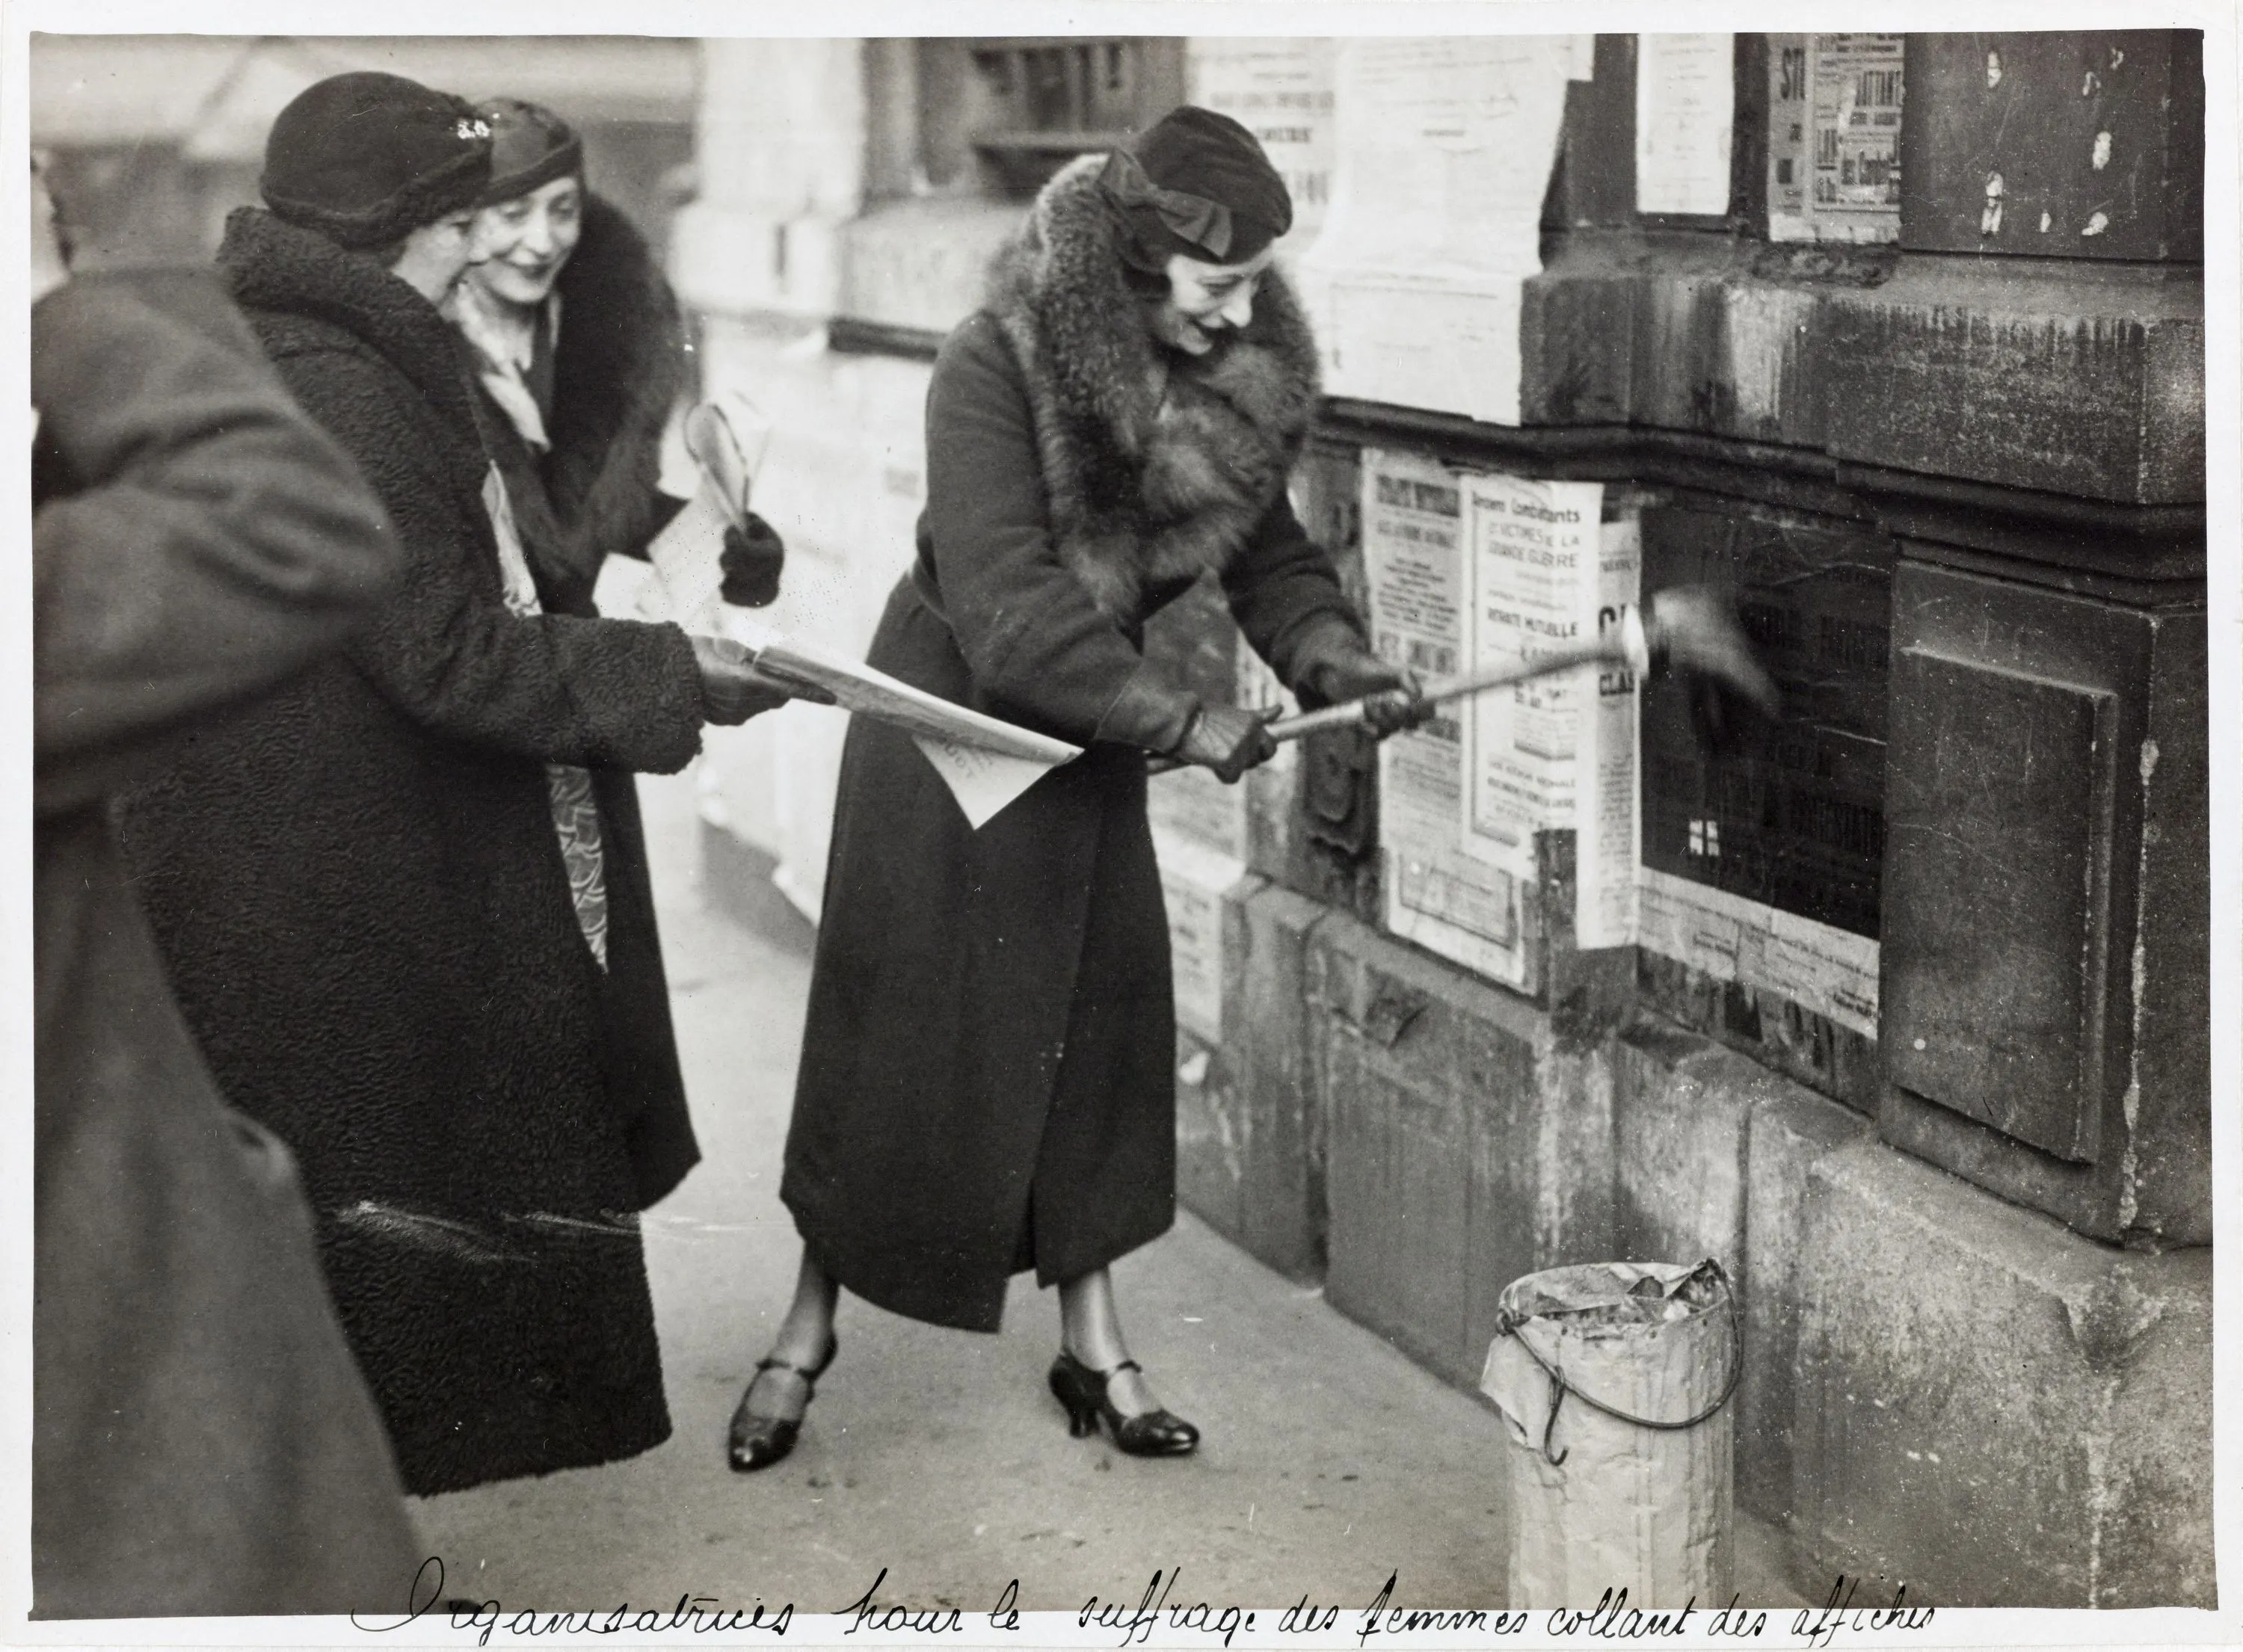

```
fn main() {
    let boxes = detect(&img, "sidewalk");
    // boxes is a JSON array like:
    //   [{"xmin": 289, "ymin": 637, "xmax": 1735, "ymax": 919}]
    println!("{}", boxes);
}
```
[{"xmin": 411, "ymin": 763, "xmax": 1806, "ymax": 1616}]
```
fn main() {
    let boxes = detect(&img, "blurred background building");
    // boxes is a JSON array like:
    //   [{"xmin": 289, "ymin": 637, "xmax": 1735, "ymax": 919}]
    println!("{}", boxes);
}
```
[{"xmin": 30, "ymin": 31, "xmax": 2212, "ymax": 1609}]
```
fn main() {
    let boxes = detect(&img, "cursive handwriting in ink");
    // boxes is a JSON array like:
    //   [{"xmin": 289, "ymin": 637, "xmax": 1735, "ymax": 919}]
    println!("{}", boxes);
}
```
[
  {"xmin": 1546, "ymin": 1589, "xmax": 1696, "ymax": 1639},
  {"xmin": 1077, "ymin": 1570, "xmax": 1259, "ymax": 1649},
  {"xmin": 1708, "ymin": 1597, "xmax": 1769, "ymax": 1637},
  {"xmin": 350, "ymin": 1556, "xmax": 794, "ymax": 1644},
  {"xmin": 1356, "ymin": 1573, "xmax": 1529, "ymax": 1642},
  {"xmin": 1791, "ymin": 1577, "xmax": 1933, "ymax": 1648},
  {"xmin": 840, "ymin": 1569, "xmax": 966, "ymax": 1635}
]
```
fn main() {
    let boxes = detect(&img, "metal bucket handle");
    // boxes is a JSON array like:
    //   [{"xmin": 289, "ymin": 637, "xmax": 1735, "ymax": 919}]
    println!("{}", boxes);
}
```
[{"xmin": 1491, "ymin": 1257, "xmax": 1743, "ymax": 1467}]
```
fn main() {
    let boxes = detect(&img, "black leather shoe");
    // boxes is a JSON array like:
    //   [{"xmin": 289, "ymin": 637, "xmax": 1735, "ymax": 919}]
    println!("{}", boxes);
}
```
[
  {"xmin": 727, "ymin": 1334, "xmax": 837, "ymax": 1473},
  {"xmin": 1048, "ymin": 1350, "xmax": 1199, "ymax": 1457}
]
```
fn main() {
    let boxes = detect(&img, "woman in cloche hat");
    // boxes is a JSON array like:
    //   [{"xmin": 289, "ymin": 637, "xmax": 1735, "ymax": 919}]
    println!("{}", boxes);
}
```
[{"xmin": 731, "ymin": 106, "xmax": 1422, "ymax": 1472}]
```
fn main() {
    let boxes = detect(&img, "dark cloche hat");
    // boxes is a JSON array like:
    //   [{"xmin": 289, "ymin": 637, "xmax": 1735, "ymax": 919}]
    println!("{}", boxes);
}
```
[
  {"xmin": 1101, "ymin": 105, "xmax": 1293, "ymax": 271},
  {"xmin": 475, "ymin": 98, "xmax": 584, "ymax": 206},
  {"xmin": 260, "ymin": 72, "xmax": 493, "ymax": 250}
]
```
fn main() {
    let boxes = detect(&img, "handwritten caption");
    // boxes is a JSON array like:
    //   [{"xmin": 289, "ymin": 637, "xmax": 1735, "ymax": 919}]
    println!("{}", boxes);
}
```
[{"xmin": 355, "ymin": 1559, "xmax": 1933, "ymax": 1646}]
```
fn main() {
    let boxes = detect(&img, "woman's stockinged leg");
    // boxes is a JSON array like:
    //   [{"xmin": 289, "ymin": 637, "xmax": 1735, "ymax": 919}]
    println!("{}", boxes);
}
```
[
  {"xmin": 1058, "ymin": 1266, "xmax": 1161, "ymax": 1417},
  {"xmin": 747, "ymin": 1248, "xmax": 839, "ymax": 1423}
]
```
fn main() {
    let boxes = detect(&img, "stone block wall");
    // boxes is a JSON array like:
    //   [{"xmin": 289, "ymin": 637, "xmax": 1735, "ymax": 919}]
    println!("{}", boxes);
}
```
[{"xmin": 674, "ymin": 28, "xmax": 2212, "ymax": 1606}]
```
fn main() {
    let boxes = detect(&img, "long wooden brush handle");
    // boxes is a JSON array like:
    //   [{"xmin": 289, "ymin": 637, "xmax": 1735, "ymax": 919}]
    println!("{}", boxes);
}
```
[
  {"xmin": 1147, "ymin": 630, "xmax": 1637, "ymax": 775},
  {"xmin": 1264, "ymin": 637, "xmax": 1625, "ymax": 742}
]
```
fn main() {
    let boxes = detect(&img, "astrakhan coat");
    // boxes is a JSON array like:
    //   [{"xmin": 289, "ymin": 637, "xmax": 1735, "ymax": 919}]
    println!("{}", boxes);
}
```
[
  {"xmin": 33, "ymin": 269, "xmax": 419, "ymax": 1616},
  {"xmin": 782, "ymin": 156, "xmax": 1368, "ymax": 1332},
  {"xmin": 119, "ymin": 208, "xmax": 709, "ymax": 1496}
]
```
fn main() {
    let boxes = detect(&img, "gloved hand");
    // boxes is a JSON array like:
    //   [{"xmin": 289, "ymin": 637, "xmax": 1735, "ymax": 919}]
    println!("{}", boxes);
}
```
[
  {"xmin": 689, "ymin": 632, "xmax": 835, "ymax": 725},
  {"xmin": 719, "ymin": 513, "xmax": 786, "ymax": 608},
  {"xmin": 1169, "ymin": 704, "xmax": 1280, "ymax": 785},
  {"xmin": 1293, "ymin": 629, "xmax": 1427, "ymax": 737}
]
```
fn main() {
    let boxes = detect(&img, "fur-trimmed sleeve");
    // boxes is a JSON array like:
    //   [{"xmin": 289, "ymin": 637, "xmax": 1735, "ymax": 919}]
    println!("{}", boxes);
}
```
[
  {"xmin": 922, "ymin": 315, "xmax": 1201, "ymax": 751},
  {"xmin": 280, "ymin": 340, "xmax": 707, "ymax": 774},
  {"xmin": 1219, "ymin": 488, "xmax": 1366, "ymax": 694}
]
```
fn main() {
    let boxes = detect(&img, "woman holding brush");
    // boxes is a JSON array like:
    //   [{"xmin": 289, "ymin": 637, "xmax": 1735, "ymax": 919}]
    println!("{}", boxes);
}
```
[{"xmin": 730, "ymin": 107, "xmax": 1422, "ymax": 1472}]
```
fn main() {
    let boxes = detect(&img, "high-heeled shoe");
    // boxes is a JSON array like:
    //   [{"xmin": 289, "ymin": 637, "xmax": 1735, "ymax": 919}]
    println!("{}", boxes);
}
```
[
  {"xmin": 1048, "ymin": 1350, "xmax": 1199, "ymax": 1457},
  {"xmin": 727, "ymin": 1333, "xmax": 837, "ymax": 1473}
]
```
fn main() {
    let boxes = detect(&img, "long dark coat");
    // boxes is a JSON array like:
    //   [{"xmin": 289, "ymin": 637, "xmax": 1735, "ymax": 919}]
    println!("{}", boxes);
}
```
[
  {"xmin": 471, "ymin": 194, "xmax": 697, "ymax": 1170},
  {"xmin": 782, "ymin": 157, "xmax": 1367, "ymax": 1332},
  {"xmin": 119, "ymin": 209, "xmax": 709, "ymax": 1496},
  {"xmin": 32, "ymin": 269, "xmax": 418, "ymax": 1616}
]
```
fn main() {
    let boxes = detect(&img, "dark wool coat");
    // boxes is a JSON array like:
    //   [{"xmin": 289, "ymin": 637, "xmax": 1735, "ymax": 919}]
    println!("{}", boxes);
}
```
[
  {"xmin": 783, "ymin": 157, "xmax": 1366, "ymax": 1332},
  {"xmin": 32, "ymin": 270, "xmax": 419, "ymax": 1617},
  {"xmin": 118, "ymin": 209, "xmax": 708, "ymax": 1496},
  {"xmin": 474, "ymin": 194, "xmax": 696, "ymax": 1192}
]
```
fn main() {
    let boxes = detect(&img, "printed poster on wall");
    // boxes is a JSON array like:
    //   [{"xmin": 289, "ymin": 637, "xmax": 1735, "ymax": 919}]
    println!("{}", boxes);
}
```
[
  {"xmin": 1767, "ymin": 34, "xmax": 1904, "ymax": 243},
  {"xmin": 1361, "ymin": 449, "xmax": 1530, "ymax": 988},
  {"xmin": 1151, "ymin": 827, "xmax": 1252, "ymax": 1046},
  {"xmin": 1637, "ymin": 869, "xmax": 1879, "ymax": 1037},
  {"xmin": 1459, "ymin": 472, "xmax": 1606, "ymax": 883},
  {"xmin": 1636, "ymin": 34, "xmax": 1735, "ymax": 216},
  {"xmin": 1575, "ymin": 515, "xmax": 1642, "ymax": 950},
  {"xmin": 1185, "ymin": 38, "xmax": 1337, "ymax": 254},
  {"xmin": 1299, "ymin": 35, "xmax": 1583, "ymax": 425}
]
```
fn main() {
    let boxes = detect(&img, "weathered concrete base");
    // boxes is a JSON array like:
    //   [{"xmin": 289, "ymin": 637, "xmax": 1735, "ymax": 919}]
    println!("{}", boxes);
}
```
[
  {"xmin": 1308, "ymin": 913, "xmax": 1616, "ymax": 1389},
  {"xmin": 1613, "ymin": 1020, "xmax": 1874, "ymax": 1533},
  {"xmin": 1790, "ymin": 1141, "xmax": 2213, "ymax": 1606},
  {"xmin": 1175, "ymin": 884, "xmax": 1328, "ymax": 1283}
]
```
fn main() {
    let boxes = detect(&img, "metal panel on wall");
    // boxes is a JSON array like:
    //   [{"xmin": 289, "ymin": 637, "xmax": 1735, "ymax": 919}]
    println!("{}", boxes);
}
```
[{"xmin": 1899, "ymin": 31, "xmax": 2203, "ymax": 261}]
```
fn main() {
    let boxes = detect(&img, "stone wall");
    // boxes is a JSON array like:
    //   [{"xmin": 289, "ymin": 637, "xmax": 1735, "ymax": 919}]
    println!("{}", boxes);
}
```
[{"xmin": 674, "ymin": 31, "xmax": 2211, "ymax": 1605}]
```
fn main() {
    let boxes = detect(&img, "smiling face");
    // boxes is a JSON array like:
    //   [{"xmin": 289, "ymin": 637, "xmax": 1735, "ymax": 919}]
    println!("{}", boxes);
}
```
[
  {"xmin": 1144, "ymin": 247, "xmax": 1275, "ymax": 357},
  {"xmin": 464, "ymin": 175, "xmax": 584, "ymax": 309}
]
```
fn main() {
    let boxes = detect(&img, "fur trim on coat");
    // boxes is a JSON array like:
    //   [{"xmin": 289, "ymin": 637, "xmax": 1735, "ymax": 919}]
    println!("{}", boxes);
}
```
[
  {"xmin": 984, "ymin": 155, "xmax": 1322, "ymax": 626},
  {"xmin": 538, "ymin": 195, "xmax": 689, "ymax": 597}
]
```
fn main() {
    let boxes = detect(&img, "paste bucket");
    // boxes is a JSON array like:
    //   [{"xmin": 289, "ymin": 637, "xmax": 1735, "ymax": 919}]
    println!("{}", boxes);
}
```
[{"xmin": 1479, "ymin": 1259, "xmax": 1739, "ymax": 1608}]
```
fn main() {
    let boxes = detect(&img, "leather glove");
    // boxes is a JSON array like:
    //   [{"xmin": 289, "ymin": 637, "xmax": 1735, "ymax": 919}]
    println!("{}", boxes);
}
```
[
  {"xmin": 689, "ymin": 633, "xmax": 835, "ymax": 726},
  {"xmin": 1293, "ymin": 629, "xmax": 1427, "ymax": 738},
  {"xmin": 719, "ymin": 513, "xmax": 785, "ymax": 608},
  {"xmin": 1169, "ymin": 704, "xmax": 1280, "ymax": 785}
]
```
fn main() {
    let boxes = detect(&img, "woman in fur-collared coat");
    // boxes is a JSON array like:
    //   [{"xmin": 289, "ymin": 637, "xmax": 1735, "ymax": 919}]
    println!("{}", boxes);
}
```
[
  {"xmin": 733, "ymin": 108, "xmax": 1420, "ymax": 1470},
  {"xmin": 442, "ymin": 100, "xmax": 787, "ymax": 1186}
]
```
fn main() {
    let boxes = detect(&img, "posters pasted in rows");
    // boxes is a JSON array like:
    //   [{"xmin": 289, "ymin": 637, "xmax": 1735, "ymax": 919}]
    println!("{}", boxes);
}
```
[{"xmin": 1362, "ymin": 451, "xmax": 1880, "ymax": 1035}]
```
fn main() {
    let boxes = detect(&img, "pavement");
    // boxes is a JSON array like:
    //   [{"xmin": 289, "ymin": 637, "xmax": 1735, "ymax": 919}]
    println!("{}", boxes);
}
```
[{"xmin": 411, "ymin": 765, "xmax": 1808, "ymax": 1618}]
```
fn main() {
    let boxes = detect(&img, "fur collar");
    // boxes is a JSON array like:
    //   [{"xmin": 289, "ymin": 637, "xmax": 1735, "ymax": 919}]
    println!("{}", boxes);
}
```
[
  {"xmin": 217, "ymin": 207, "xmax": 489, "ymax": 507},
  {"xmin": 538, "ymin": 195, "xmax": 687, "ymax": 591},
  {"xmin": 983, "ymin": 155, "xmax": 1321, "ymax": 626},
  {"xmin": 219, "ymin": 208, "xmax": 481, "ymax": 440}
]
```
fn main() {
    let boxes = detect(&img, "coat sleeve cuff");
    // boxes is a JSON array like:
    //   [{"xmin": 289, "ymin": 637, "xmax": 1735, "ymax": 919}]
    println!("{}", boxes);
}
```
[{"xmin": 1092, "ymin": 659, "xmax": 1202, "ymax": 753}]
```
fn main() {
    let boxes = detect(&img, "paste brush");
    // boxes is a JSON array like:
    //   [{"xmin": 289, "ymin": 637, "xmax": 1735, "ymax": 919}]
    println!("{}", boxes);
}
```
[{"xmin": 1151, "ymin": 585, "xmax": 1782, "ymax": 767}]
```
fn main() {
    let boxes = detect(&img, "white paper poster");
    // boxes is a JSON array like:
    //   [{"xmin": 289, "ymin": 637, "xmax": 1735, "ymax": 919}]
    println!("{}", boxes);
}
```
[
  {"xmin": 1362, "ymin": 449, "xmax": 1530, "ymax": 987},
  {"xmin": 1637, "ymin": 868, "xmax": 1880, "ymax": 1037},
  {"xmin": 1299, "ymin": 36, "xmax": 1579, "ymax": 425},
  {"xmin": 1186, "ymin": 38, "xmax": 1337, "ymax": 253},
  {"xmin": 1151, "ymin": 828, "xmax": 1252, "ymax": 1044},
  {"xmin": 1146, "ymin": 764, "xmax": 1250, "ymax": 863},
  {"xmin": 1636, "ymin": 34, "xmax": 1735, "ymax": 216},
  {"xmin": 1460, "ymin": 472, "xmax": 1605, "ymax": 881},
  {"xmin": 1574, "ymin": 515, "xmax": 1642, "ymax": 949}
]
